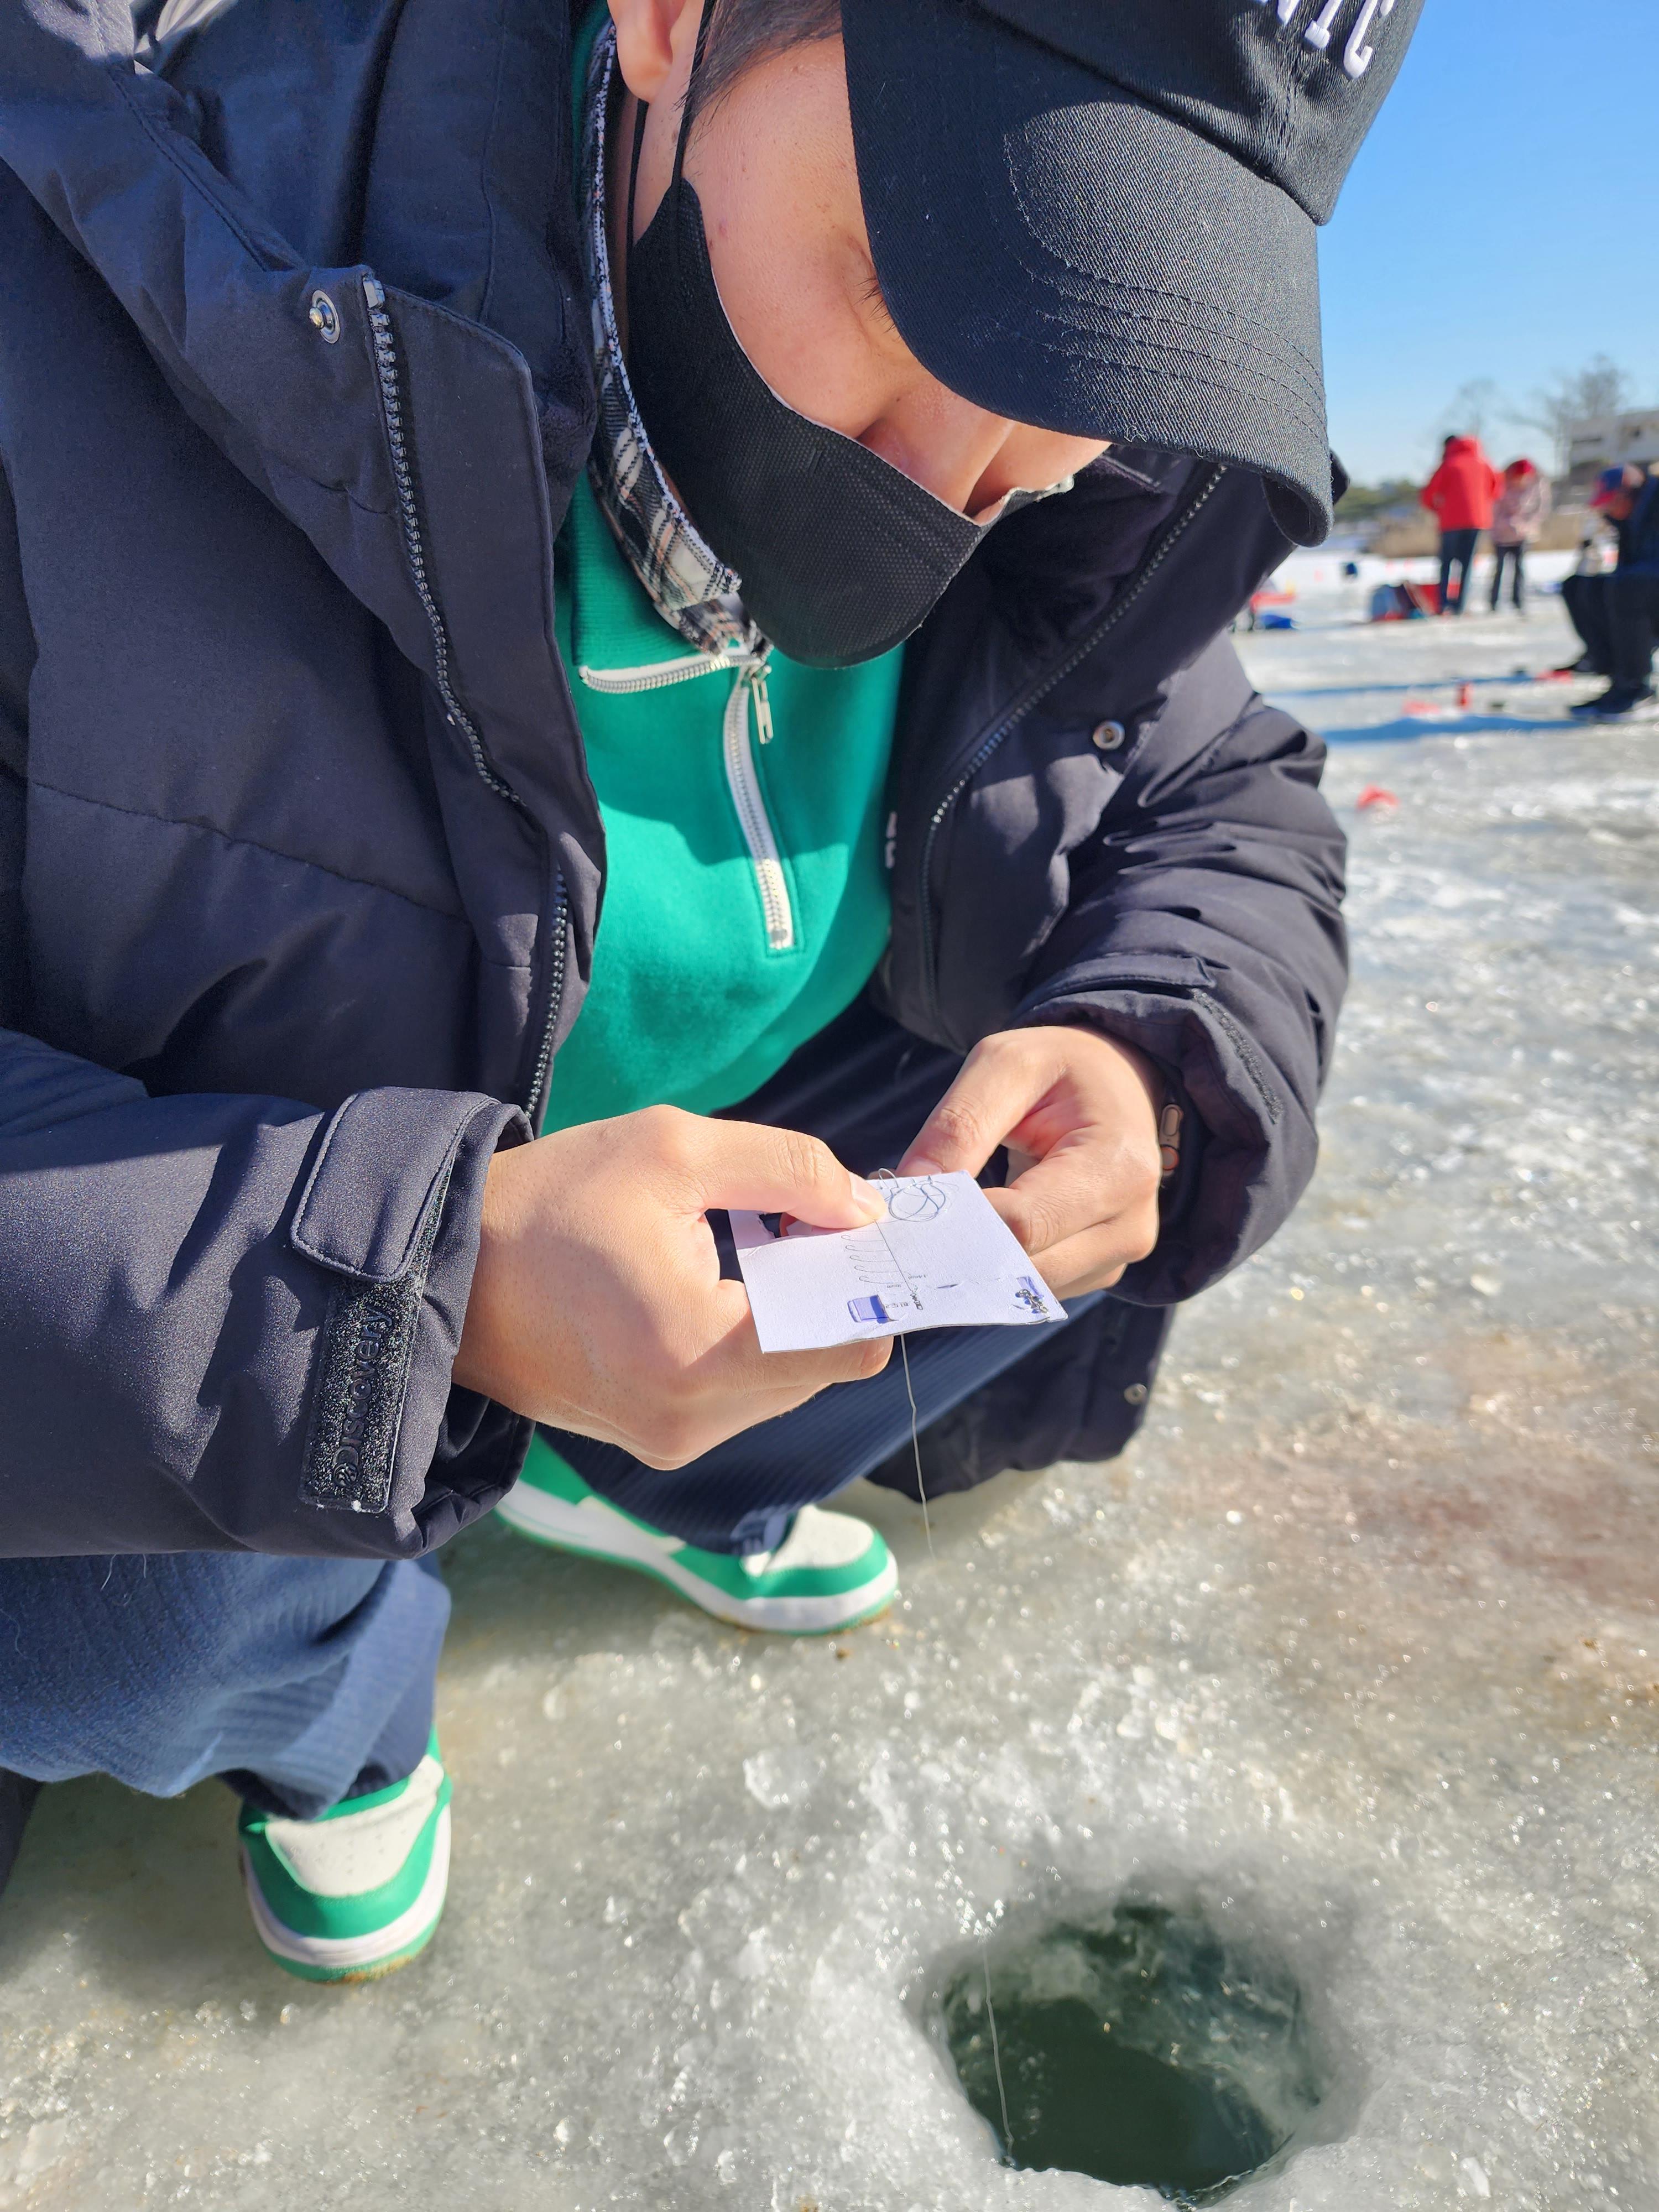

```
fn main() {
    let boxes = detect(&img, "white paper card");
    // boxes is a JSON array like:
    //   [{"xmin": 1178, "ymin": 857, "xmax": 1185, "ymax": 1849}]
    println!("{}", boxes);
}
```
[{"xmin": 730, "ymin": 1172, "xmax": 1066, "ymax": 1353}]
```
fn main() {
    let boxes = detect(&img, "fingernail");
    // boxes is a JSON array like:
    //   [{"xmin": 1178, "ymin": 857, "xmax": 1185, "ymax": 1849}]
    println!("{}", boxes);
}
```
[
  {"xmin": 850, "ymin": 1175, "xmax": 888, "ymax": 1214},
  {"xmin": 904, "ymin": 1155, "xmax": 940, "ymax": 1177}
]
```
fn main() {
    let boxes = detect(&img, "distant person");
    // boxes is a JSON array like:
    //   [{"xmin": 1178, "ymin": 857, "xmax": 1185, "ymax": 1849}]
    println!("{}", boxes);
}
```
[
  {"xmin": 1421, "ymin": 434, "xmax": 1500, "ymax": 615},
  {"xmin": 1571, "ymin": 465, "xmax": 1659, "ymax": 722},
  {"xmin": 1557, "ymin": 499, "xmax": 1619, "ymax": 675},
  {"xmin": 1489, "ymin": 458, "xmax": 1551, "ymax": 613}
]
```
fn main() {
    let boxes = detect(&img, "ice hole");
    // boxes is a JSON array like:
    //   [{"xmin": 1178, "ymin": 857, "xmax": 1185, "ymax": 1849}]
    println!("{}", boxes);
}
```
[{"xmin": 932, "ymin": 1900, "xmax": 1334, "ymax": 2202}]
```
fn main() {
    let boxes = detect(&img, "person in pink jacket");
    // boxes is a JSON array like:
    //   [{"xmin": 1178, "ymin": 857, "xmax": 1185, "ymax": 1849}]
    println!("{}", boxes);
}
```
[
  {"xmin": 1490, "ymin": 458, "xmax": 1552, "ymax": 612},
  {"xmin": 1421, "ymin": 434, "xmax": 1501, "ymax": 615}
]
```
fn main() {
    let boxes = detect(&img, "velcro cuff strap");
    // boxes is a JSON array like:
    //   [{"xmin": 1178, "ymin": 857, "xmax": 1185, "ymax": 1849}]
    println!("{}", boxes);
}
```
[{"xmin": 293, "ymin": 1089, "xmax": 523, "ymax": 1519}]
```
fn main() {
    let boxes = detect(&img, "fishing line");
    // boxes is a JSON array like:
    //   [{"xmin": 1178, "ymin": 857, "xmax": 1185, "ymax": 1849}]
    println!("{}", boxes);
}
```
[
  {"xmin": 982, "ymin": 1932, "xmax": 1012, "ymax": 2151},
  {"xmin": 868, "ymin": 1166, "xmax": 934, "ymax": 1558},
  {"xmin": 898, "ymin": 1334, "xmax": 933, "ymax": 1562},
  {"xmin": 874, "ymin": 1168, "xmax": 1010, "ymax": 2150}
]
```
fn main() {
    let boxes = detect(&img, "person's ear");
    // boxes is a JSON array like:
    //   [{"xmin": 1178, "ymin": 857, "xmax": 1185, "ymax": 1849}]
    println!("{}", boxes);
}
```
[{"xmin": 608, "ymin": 0, "xmax": 701, "ymax": 106}]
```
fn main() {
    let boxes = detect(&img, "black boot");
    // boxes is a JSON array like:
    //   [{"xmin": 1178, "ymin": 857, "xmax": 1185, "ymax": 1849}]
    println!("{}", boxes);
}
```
[{"xmin": 1570, "ymin": 684, "xmax": 1658, "ymax": 722}]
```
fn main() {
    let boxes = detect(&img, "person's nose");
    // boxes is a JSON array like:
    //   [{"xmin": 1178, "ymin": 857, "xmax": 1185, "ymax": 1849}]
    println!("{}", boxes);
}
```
[{"xmin": 854, "ymin": 389, "xmax": 1019, "ymax": 515}]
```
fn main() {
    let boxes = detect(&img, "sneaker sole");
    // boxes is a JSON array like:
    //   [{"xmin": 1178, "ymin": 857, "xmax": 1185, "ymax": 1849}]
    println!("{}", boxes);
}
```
[
  {"xmin": 242, "ymin": 1807, "xmax": 451, "ymax": 1983},
  {"xmin": 496, "ymin": 1488, "xmax": 896, "ymax": 1635}
]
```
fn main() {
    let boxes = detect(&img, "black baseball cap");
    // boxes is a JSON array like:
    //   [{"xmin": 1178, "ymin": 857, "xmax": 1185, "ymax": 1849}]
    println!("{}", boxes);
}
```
[{"xmin": 842, "ymin": 0, "xmax": 1425, "ymax": 544}]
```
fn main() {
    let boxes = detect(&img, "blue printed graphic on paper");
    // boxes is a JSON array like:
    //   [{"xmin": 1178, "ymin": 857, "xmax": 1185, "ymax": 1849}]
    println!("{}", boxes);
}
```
[{"xmin": 848, "ymin": 1295, "xmax": 891, "ymax": 1326}]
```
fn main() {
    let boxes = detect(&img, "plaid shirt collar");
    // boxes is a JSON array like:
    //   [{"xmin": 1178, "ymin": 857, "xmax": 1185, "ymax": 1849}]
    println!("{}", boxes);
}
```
[{"xmin": 580, "ymin": 25, "xmax": 762, "ymax": 661}]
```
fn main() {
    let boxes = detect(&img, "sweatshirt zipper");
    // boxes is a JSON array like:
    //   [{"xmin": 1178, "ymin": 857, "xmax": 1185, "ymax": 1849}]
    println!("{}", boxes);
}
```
[
  {"xmin": 576, "ymin": 648, "xmax": 740, "ymax": 694},
  {"xmin": 911, "ymin": 465, "xmax": 1225, "ymax": 1040},
  {"xmin": 578, "ymin": 650, "xmax": 793, "ymax": 953},
  {"xmin": 722, "ymin": 665, "xmax": 791, "ymax": 950},
  {"xmin": 362, "ymin": 275, "xmax": 570, "ymax": 1121}
]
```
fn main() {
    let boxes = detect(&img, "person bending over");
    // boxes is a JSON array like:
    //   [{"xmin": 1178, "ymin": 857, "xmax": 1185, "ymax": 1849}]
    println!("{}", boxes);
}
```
[
  {"xmin": 1559, "ymin": 513, "xmax": 1618, "ymax": 677},
  {"xmin": 0, "ymin": 0, "xmax": 1420, "ymax": 1974},
  {"xmin": 1571, "ymin": 465, "xmax": 1659, "ymax": 722}
]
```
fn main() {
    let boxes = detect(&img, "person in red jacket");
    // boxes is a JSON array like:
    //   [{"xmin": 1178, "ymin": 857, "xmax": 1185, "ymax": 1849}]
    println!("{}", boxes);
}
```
[{"xmin": 1421, "ymin": 434, "xmax": 1501, "ymax": 615}]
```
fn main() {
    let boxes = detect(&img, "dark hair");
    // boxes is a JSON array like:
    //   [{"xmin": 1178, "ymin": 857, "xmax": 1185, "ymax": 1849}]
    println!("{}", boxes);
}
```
[{"xmin": 686, "ymin": 0, "xmax": 844, "ymax": 133}]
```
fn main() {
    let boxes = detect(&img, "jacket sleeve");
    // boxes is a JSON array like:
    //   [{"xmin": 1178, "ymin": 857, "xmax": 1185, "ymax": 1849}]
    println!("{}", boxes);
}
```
[
  {"xmin": 1011, "ymin": 635, "xmax": 1347, "ymax": 1306},
  {"xmin": 0, "ymin": 1034, "xmax": 533, "ymax": 1558},
  {"xmin": 0, "ymin": 467, "xmax": 532, "ymax": 1561}
]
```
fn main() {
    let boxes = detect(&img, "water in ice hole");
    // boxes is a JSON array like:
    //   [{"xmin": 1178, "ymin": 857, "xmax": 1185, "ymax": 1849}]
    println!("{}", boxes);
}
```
[{"xmin": 933, "ymin": 1900, "xmax": 1332, "ymax": 2201}]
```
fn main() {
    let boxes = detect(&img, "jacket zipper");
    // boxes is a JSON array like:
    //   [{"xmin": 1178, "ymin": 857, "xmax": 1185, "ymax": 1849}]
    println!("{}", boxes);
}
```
[
  {"xmin": 362, "ymin": 275, "xmax": 567, "ymax": 1123},
  {"xmin": 578, "ymin": 650, "xmax": 792, "ymax": 953},
  {"xmin": 912, "ymin": 465, "xmax": 1225, "ymax": 1040}
]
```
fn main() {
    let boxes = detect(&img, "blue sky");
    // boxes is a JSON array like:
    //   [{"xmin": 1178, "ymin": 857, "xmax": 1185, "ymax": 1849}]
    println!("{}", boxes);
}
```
[{"xmin": 1318, "ymin": 0, "xmax": 1658, "ymax": 486}]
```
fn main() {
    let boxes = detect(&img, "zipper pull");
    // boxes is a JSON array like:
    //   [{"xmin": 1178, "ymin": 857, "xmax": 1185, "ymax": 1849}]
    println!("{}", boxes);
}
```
[{"xmin": 748, "ymin": 665, "xmax": 774, "ymax": 745}]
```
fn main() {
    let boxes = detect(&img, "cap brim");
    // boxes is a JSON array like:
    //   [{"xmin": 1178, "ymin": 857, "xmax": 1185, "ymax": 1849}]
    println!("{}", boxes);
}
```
[{"xmin": 842, "ymin": 0, "xmax": 1332, "ymax": 544}]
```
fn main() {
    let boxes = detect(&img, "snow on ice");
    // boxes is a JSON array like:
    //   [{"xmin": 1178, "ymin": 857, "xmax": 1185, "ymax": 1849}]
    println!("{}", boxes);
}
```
[{"xmin": 1, "ymin": 560, "xmax": 1655, "ymax": 2209}]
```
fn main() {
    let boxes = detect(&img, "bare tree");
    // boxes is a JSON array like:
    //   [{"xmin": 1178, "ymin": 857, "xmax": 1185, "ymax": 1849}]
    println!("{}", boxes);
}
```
[
  {"xmin": 1434, "ymin": 377, "xmax": 1506, "ymax": 447},
  {"xmin": 1521, "ymin": 356, "xmax": 1634, "ymax": 475}
]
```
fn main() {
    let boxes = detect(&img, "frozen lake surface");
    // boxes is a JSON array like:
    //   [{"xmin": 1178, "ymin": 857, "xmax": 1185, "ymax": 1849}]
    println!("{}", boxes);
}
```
[{"xmin": 3, "ymin": 571, "xmax": 1656, "ymax": 2210}]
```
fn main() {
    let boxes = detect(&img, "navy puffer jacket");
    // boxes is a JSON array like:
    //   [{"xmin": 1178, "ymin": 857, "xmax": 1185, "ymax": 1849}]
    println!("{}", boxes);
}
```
[{"xmin": 0, "ymin": 0, "xmax": 1346, "ymax": 1559}]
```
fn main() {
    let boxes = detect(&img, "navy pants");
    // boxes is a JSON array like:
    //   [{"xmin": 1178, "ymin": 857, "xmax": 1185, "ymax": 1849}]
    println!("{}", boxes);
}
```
[
  {"xmin": 0, "ymin": 1552, "xmax": 448, "ymax": 1819},
  {"xmin": 1562, "ymin": 570, "xmax": 1614, "ymax": 673},
  {"xmin": 0, "ymin": 999, "xmax": 1141, "ymax": 1819},
  {"xmin": 1438, "ymin": 527, "xmax": 1480, "ymax": 614},
  {"xmin": 1489, "ymin": 542, "xmax": 1525, "ymax": 610}
]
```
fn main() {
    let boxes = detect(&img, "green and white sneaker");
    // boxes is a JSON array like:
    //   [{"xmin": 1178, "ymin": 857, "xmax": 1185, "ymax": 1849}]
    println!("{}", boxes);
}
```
[
  {"xmin": 238, "ymin": 1739, "xmax": 451, "ymax": 1983},
  {"xmin": 497, "ymin": 1437, "xmax": 898, "ymax": 1635}
]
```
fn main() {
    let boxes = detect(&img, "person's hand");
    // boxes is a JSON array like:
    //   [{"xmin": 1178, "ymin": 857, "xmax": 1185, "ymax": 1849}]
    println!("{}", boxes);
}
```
[
  {"xmin": 898, "ymin": 1025, "xmax": 1163, "ymax": 1297},
  {"xmin": 454, "ymin": 1107, "xmax": 891, "ymax": 1465}
]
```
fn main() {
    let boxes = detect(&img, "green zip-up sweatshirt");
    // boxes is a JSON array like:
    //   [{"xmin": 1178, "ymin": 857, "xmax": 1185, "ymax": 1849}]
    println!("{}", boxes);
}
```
[{"xmin": 541, "ymin": 467, "xmax": 902, "ymax": 1130}]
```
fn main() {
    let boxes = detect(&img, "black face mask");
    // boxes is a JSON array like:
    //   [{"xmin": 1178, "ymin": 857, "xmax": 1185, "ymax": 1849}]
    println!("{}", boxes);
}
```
[{"xmin": 623, "ymin": 25, "xmax": 1010, "ymax": 669}]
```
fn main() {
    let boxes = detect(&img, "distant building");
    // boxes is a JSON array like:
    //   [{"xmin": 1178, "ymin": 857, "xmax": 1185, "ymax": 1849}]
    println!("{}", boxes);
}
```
[{"xmin": 1564, "ymin": 408, "xmax": 1659, "ymax": 489}]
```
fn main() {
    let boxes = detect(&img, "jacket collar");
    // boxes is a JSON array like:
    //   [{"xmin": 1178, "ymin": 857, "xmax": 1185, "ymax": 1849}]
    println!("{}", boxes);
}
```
[{"xmin": 577, "ymin": 21, "xmax": 758, "ymax": 660}]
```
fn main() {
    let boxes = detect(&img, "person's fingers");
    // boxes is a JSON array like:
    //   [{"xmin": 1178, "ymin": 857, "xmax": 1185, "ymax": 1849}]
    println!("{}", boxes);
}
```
[
  {"xmin": 1015, "ymin": 1223, "xmax": 1143, "ymax": 1299},
  {"xmin": 896, "ymin": 1036, "xmax": 1055, "ymax": 1178},
  {"xmin": 980, "ymin": 1130, "xmax": 1157, "ymax": 1259},
  {"xmin": 617, "ymin": 1279, "xmax": 893, "ymax": 1465},
  {"xmin": 576, "ymin": 1380, "xmax": 838, "ymax": 1467},
  {"xmin": 982, "ymin": 1151, "xmax": 1099, "ymax": 1258},
  {"xmin": 653, "ymin": 1109, "xmax": 886, "ymax": 1228},
  {"xmin": 622, "ymin": 1385, "xmax": 831, "ymax": 1468},
  {"xmin": 628, "ymin": 1369, "xmax": 890, "ymax": 1467},
  {"xmin": 698, "ymin": 1277, "xmax": 894, "ymax": 1392}
]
